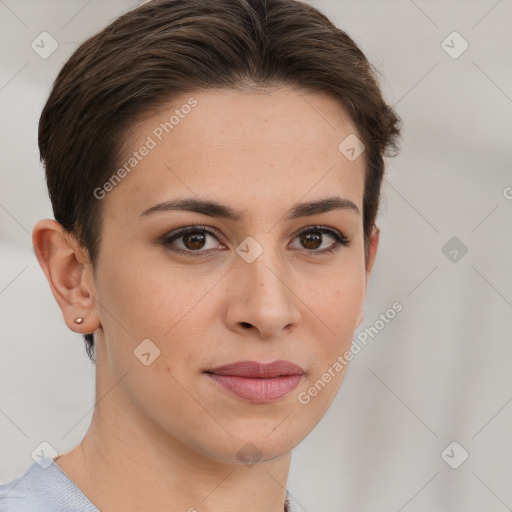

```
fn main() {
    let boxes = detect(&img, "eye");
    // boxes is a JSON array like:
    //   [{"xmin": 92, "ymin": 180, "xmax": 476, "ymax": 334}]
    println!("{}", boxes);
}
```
[
  {"xmin": 290, "ymin": 225, "xmax": 350, "ymax": 254},
  {"xmin": 161, "ymin": 225, "xmax": 225, "ymax": 256},
  {"xmin": 160, "ymin": 224, "xmax": 350, "ymax": 258}
]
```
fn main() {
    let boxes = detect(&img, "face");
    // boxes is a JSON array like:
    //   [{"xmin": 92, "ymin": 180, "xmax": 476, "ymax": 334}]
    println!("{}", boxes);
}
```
[{"xmin": 46, "ymin": 86, "xmax": 378, "ymax": 465}]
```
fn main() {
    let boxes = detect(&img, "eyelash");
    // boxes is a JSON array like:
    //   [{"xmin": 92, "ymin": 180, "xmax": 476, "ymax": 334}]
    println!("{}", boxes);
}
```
[{"xmin": 160, "ymin": 224, "xmax": 350, "ymax": 257}]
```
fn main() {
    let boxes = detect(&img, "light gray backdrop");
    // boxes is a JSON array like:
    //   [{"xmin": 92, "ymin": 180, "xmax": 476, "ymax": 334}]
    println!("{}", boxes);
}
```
[{"xmin": 1, "ymin": 1, "xmax": 511, "ymax": 511}]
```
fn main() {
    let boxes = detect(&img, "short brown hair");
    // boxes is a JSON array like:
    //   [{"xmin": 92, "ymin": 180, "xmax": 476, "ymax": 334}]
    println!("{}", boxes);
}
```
[{"xmin": 38, "ymin": 0, "xmax": 402, "ymax": 363}]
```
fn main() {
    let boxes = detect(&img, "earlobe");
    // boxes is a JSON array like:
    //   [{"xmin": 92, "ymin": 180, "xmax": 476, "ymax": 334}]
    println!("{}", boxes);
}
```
[{"xmin": 32, "ymin": 219, "xmax": 101, "ymax": 334}]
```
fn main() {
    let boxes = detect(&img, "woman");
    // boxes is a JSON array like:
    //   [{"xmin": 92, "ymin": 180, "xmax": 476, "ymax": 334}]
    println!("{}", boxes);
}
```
[{"xmin": 0, "ymin": 0, "xmax": 401, "ymax": 510}]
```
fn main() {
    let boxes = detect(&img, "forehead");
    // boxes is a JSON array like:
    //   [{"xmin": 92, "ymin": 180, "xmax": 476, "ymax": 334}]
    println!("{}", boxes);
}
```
[{"xmin": 103, "ymin": 86, "xmax": 365, "ymax": 221}]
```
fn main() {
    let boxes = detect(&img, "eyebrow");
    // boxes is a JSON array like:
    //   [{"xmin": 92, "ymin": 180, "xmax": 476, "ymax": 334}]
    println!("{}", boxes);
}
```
[{"xmin": 139, "ymin": 196, "xmax": 360, "ymax": 221}]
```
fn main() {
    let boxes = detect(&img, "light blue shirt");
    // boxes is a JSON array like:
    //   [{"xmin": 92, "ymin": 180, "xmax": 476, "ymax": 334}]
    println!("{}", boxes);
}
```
[
  {"xmin": 0, "ymin": 456, "xmax": 98, "ymax": 511},
  {"xmin": 0, "ymin": 456, "xmax": 300, "ymax": 511}
]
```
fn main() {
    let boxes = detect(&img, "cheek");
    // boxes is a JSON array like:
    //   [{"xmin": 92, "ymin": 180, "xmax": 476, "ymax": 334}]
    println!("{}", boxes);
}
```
[
  {"xmin": 296, "ymin": 272, "xmax": 366, "ymax": 413},
  {"xmin": 304, "ymin": 266, "xmax": 367, "ymax": 366},
  {"xmin": 96, "ymin": 253, "xmax": 184, "ymax": 332},
  {"xmin": 309, "ymin": 267, "xmax": 366, "ymax": 329},
  {"xmin": 95, "ymin": 255, "xmax": 221, "ymax": 369}
]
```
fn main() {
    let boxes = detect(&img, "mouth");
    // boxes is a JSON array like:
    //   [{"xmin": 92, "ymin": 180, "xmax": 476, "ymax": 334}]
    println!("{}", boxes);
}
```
[{"xmin": 204, "ymin": 360, "xmax": 305, "ymax": 403}]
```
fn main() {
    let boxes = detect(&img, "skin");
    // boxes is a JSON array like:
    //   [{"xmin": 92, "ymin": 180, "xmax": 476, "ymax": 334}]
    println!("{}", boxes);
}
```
[{"xmin": 32, "ymin": 86, "xmax": 379, "ymax": 512}]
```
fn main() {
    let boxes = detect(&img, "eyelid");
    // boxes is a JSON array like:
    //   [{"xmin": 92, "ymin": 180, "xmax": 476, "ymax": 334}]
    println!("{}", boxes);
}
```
[
  {"xmin": 160, "ymin": 225, "xmax": 226, "ymax": 250},
  {"xmin": 294, "ymin": 225, "xmax": 349, "ymax": 244},
  {"xmin": 162, "ymin": 224, "xmax": 222, "ymax": 241}
]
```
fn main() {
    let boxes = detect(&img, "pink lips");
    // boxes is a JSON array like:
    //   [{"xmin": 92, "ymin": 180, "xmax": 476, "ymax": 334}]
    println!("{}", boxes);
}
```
[{"xmin": 205, "ymin": 360, "xmax": 305, "ymax": 403}]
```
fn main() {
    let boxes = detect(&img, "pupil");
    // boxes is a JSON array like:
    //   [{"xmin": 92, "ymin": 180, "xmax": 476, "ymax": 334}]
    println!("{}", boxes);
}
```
[
  {"xmin": 302, "ymin": 232, "xmax": 321, "ymax": 249},
  {"xmin": 184, "ymin": 232, "xmax": 205, "ymax": 250}
]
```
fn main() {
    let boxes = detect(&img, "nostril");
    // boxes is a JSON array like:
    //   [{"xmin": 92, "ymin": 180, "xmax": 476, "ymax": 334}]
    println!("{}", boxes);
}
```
[{"xmin": 241, "ymin": 322, "xmax": 253, "ymax": 329}]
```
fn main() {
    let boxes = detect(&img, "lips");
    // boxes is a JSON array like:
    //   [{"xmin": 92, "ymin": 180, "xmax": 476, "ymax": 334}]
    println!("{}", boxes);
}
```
[
  {"xmin": 206, "ymin": 360, "xmax": 305, "ymax": 378},
  {"xmin": 205, "ymin": 360, "xmax": 305, "ymax": 402}
]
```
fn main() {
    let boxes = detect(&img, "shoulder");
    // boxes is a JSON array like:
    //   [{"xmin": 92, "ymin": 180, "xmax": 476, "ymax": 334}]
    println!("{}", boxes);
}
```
[
  {"xmin": 0, "ymin": 460, "xmax": 44, "ymax": 511},
  {"xmin": 0, "ymin": 457, "xmax": 98, "ymax": 512}
]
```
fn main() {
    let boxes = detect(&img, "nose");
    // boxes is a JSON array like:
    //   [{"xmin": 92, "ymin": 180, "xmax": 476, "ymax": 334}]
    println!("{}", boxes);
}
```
[{"xmin": 224, "ymin": 243, "xmax": 301, "ymax": 339}]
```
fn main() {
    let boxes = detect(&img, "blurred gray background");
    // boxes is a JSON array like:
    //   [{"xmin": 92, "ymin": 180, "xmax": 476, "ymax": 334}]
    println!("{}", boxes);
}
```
[{"xmin": 1, "ymin": 1, "xmax": 511, "ymax": 511}]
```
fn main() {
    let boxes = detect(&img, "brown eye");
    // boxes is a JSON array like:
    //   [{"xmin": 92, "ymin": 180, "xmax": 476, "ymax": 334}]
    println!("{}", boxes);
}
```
[
  {"xmin": 291, "ymin": 226, "xmax": 350, "ymax": 254},
  {"xmin": 300, "ymin": 232, "xmax": 322, "ymax": 250},
  {"xmin": 162, "ymin": 226, "xmax": 224, "ymax": 256},
  {"xmin": 182, "ymin": 232, "xmax": 207, "ymax": 250}
]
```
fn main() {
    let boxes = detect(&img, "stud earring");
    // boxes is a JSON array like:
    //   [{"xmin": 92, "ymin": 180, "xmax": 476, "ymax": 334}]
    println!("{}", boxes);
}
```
[{"xmin": 74, "ymin": 317, "xmax": 85, "ymax": 325}]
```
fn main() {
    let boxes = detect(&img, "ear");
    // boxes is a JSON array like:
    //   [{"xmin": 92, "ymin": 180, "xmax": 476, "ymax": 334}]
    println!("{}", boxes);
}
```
[
  {"xmin": 32, "ymin": 219, "xmax": 101, "ymax": 334},
  {"xmin": 355, "ymin": 225, "xmax": 380, "ymax": 329}
]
